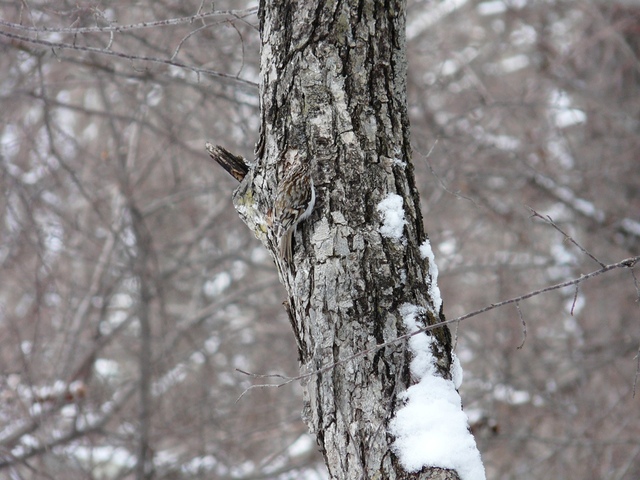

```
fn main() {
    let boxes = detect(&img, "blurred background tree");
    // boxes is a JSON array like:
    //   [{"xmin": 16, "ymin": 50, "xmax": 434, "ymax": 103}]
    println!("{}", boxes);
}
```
[{"xmin": 0, "ymin": 1, "xmax": 638, "ymax": 479}]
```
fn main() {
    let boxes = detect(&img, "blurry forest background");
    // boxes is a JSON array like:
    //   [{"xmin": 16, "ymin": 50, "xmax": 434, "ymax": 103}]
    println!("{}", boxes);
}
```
[{"xmin": 1, "ymin": 1, "xmax": 639, "ymax": 479}]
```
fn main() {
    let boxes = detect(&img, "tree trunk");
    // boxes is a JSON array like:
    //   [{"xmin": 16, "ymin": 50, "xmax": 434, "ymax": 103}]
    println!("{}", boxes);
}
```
[{"xmin": 229, "ymin": 1, "xmax": 484, "ymax": 478}]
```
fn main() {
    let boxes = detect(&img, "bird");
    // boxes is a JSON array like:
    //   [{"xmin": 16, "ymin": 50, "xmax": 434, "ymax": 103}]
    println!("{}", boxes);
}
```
[{"xmin": 268, "ymin": 160, "xmax": 316, "ymax": 262}]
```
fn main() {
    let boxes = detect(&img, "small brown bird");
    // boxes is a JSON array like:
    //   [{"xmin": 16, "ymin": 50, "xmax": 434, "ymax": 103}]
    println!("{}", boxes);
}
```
[{"xmin": 268, "ymin": 161, "xmax": 316, "ymax": 262}]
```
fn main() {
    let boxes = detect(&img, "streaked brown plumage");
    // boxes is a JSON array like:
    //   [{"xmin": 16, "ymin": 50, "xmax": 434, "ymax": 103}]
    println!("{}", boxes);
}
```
[{"xmin": 268, "ymin": 161, "xmax": 315, "ymax": 262}]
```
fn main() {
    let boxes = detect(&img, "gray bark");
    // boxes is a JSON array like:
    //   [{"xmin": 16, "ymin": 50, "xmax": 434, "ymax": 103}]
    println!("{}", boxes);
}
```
[{"xmin": 232, "ymin": 1, "xmax": 462, "ymax": 478}]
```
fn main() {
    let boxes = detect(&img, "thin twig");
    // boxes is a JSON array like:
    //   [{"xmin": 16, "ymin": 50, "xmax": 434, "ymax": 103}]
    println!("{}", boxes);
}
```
[
  {"xmin": 170, "ymin": 22, "xmax": 215, "ymax": 61},
  {"xmin": 570, "ymin": 284, "xmax": 580, "ymax": 316},
  {"xmin": 414, "ymin": 140, "xmax": 479, "ymax": 206},
  {"xmin": 454, "ymin": 257, "xmax": 637, "ymax": 324},
  {"xmin": 229, "ymin": 20, "xmax": 246, "ymax": 78},
  {"xmin": 515, "ymin": 301, "xmax": 526, "ymax": 349},
  {"xmin": 235, "ymin": 255, "xmax": 640, "ymax": 397},
  {"xmin": 529, "ymin": 207, "xmax": 606, "ymax": 267},
  {"xmin": 235, "ymin": 369, "xmax": 294, "ymax": 401},
  {"xmin": 236, "ymin": 368, "xmax": 290, "ymax": 381},
  {"xmin": 0, "ymin": 30, "xmax": 258, "ymax": 89},
  {"xmin": 0, "ymin": 8, "xmax": 258, "ymax": 34}
]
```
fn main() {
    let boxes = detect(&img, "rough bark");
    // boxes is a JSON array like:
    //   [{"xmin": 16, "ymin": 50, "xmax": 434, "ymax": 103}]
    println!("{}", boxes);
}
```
[{"xmin": 230, "ymin": 1, "xmax": 459, "ymax": 478}]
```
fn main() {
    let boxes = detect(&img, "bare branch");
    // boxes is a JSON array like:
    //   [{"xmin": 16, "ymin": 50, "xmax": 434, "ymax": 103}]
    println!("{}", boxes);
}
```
[
  {"xmin": 0, "ymin": 8, "xmax": 258, "ymax": 34},
  {"xmin": 529, "ymin": 207, "xmax": 605, "ymax": 267},
  {"xmin": 235, "ymin": 255, "xmax": 640, "ymax": 393},
  {"xmin": 453, "ymin": 256, "xmax": 638, "ymax": 324},
  {"xmin": 205, "ymin": 143, "xmax": 250, "ymax": 181},
  {"xmin": 530, "ymin": 173, "xmax": 606, "ymax": 224},
  {"xmin": 414, "ymin": 140, "xmax": 479, "ymax": 206},
  {"xmin": 515, "ymin": 301, "xmax": 526, "ymax": 350},
  {"xmin": 170, "ymin": 22, "xmax": 213, "ymax": 61},
  {"xmin": 0, "ymin": 29, "xmax": 258, "ymax": 89},
  {"xmin": 0, "ymin": 385, "xmax": 137, "ymax": 469},
  {"xmin": 570, "ymin": 284, "xmax": 580, "ymax": 316}
]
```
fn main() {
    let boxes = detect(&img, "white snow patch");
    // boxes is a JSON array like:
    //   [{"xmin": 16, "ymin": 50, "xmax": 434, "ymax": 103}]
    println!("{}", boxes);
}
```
[
  {"xmin": 95, "ymin": 358, "xmax": 120, "ymax": 378},
  {"xmin": 485, "ymin": 133, "xmax": 521, "ymax": 151},
  {"xmin": 181, "ymin": 455, "xmax": 218, "ymax": 475},
  {"xmin": 549, "ymin": 89, "xmax": 586, "ymax": 129},
  {"xmin": 205, "ymin": 335, "xmax": 221, "ymax": 354},
  {"xmin": 288, "ymin": 434, "xmax": 315, "ymax": 458},
  {"xmin": 499, "ymin": 54, "xmax": 530, "ymax": 73},
  {"xmin": 456, "ymin": 120, "xmax": 520, "ymax": 151},
  {"xmin": 419, "ymin": 239, "xmax": 443, "ymax": 313},
  {"xmin": 204, "ymin": 272, "xmax": 232, "ymax": 297},
  {"xmin": 438, "ymin": 47, "xmax": 479, "ymax": 78},
  {"xmin": 510, "ymin": 24, "xmax": 537, "ymax": 46},
  {"xmin": 377, "ymin": 194, "xmax": 406, "ymax": 242},
  {"xmin": 563, "ymin": 316, "xmax": 583, "ymax": 337},
  {"xmin": 1, "ymin": 124, "xmax": 21, "ymax": 160},
  {"xmin": 146, "ymin": 83, "xmax": 163, "ymax": 107},
  {"xmin": 546, "ymin": 138, "xmax": 575, "ymax": 169},
  {"xmin": 68, "ymin": 445, "xmax": 136, "ymax": 478},
  {"xmin": 533, "ymin": 174, "xmax": 605, "ymax": 221},
  {"xmin": 477, "ymin": 1, "xmax": 506, "ymax": 16},
  {"xmin": 152, "ymin": 364, "xmax": 188, "ymax": 397},
  {"xmin": 493, "ymin": 384, "xmax": 531, "ymax": 405},
  {"xmin": 554, "ymin": 109, "xmax": 586, "ymax": 129},
  {"xmin": 438, "ymin": 238, "xmax": 457, "ymax": 256},
  {"xmin": 450, "ymin": 353, "xmax": 463, "ymax": 390},
  {"xmin": 621, "ymin": 218, "xmax": 640, "ymax": 237},
  {"xmin": 441, "ymin": 59, "xmax": 460, "ymax": 76},
  {"xmin": 550, "ymin": 242, "xmax": 577, "ymax": 265},
  {"xmin": 390, "ymin": 304, "xmax": 485, "ymax": 480},
  {"xmin": 153, "ymin": 449, "xmax": 180, "ymax": 469},
  {"xmin": 21, "ymin": 341, "xmax": 32, "ymax": 355}
]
